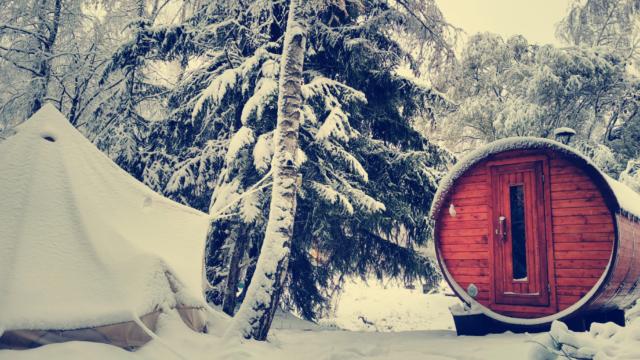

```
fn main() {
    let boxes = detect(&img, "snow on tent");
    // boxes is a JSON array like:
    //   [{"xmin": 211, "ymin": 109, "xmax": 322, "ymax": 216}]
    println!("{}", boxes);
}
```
[{"xmin": 0, "ymin": 104, "xmax": 211, "ymax": 349}]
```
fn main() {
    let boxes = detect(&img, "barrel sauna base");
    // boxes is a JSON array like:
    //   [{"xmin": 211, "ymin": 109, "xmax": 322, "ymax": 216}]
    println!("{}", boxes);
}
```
[
  {"xmin": 561, "ymin": 309, "xmax": 625, "ymax": 332},
  {"xmin": 452, "ymin": 309, "xmax": 625, "ymax": 336}
]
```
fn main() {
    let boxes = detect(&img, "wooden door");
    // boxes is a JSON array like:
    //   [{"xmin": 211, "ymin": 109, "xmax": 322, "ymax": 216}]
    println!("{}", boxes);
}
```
[{"xmin": 490, "ymin": 159, "xmax": 550, "ymax": 306}]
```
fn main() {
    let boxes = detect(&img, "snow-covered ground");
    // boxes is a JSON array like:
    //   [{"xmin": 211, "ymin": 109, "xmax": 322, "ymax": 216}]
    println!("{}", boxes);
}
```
[
  {"xmin": 6, "ymin": 304, "xmax": 640, "ymax": 360},
  {"xmin": 319, "ymin": 280, "xmax": 458, "ymax": 332},
  {"xmin": 0, "ymin": 325, "xmax": 528, "ymax": 360},
  {"xmin": 0, "ymin": 286, "xmax": 532, "ymax": 360},
  {"xmin": 1, "ymin": 272, "xmax": 532, "ymax": 360}
]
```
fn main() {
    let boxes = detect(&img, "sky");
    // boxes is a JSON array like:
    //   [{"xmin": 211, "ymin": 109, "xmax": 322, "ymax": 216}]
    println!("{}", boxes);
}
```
[{"xmin": 436, "ymin": 0, "xmax": 574, "ymax": 46}]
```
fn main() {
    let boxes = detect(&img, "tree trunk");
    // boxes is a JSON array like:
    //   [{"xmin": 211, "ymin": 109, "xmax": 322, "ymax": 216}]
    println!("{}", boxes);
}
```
[
  {"xmin": 221, "ymin": 226, "xmax": 249, "ymax": 315},
  {"xmin": 29, "ymin": 0, "xmax": 62, "ymax": 116},
  {"xmin": 225, "ymin": 0, "xmax": 306, "ymax": 341},
  {"xmin": 203, "ymin": 222, "xmax": 234, "ymax": 307}
]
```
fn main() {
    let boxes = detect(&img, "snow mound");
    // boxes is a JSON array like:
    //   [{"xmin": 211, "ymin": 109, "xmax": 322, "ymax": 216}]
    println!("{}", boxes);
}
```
[
  {"xmin": 429, "ymin": 137, "xmax": 640, "ymax": 220},
  {"xmin": 319, "ymin": 280, "xmax": 458, "ymax": 332},
  {"xmin": 619, "ymin": 159, "xmax": 640, "ymax": 193},
  {"xmin": 0, "ymin": 104, "xmax": 210, "ymax": 331},
  {"xmin": 529, "ymin": 319, "xmax": 640, "ymax": 359}
]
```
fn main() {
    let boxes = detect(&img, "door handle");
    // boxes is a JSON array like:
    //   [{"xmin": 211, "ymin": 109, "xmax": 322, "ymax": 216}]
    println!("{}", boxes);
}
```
[{"xmin": 498, "ymin": 216, "xmax": 507, "ymax": 242}]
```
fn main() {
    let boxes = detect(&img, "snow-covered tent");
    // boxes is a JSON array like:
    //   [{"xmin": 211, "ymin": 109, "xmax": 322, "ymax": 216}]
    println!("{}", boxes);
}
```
[{"xmin": 0, "ymin": 105, "xmax": 211, "ymax": 349}]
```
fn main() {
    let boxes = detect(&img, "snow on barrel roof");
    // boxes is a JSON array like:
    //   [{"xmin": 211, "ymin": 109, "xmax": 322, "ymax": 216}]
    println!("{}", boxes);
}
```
[
  {"xmin": 0, "ymin": 104, "xmax": 210, "ymax": 331},
  {"xmin": 429, "ymin": 137, "xmax": 640, "ymax": 220}
]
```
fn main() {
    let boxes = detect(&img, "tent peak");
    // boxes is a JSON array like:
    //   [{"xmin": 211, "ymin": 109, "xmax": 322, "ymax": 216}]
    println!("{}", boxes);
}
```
[{"xmin": 20, "ymin": 103, "xmax": 70, "ymax": 134}]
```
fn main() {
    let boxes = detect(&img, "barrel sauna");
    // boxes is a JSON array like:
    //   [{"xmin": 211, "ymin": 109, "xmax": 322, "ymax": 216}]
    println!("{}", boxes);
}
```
[{"xmin": 430, "ymin": 138, "xmax": 640, "ymax": 334}]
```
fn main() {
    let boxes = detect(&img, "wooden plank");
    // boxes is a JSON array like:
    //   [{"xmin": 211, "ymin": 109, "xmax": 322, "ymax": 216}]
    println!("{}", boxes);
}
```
[
  {"xmin": 441, "ymin": 212, "xmax": 489, "ymax": 221},
  {"xmin": 457, "ymin": 174, "xmax": 489, "ymax": 185},
  {"xmin": 549, "ymin": 158, "xmax": 573, "ymax": 167},
  {"xmin": 447, "ymin": 197, "xmax": 488, "ymax": 206},
  {"xmin": 555, "ymin": 259, "xmax": 609, "ymax": 269},
  {"xmin": 554, "ymin": 250, "xmax": 612, "ymax": 260},
  {"xmin": 449, "ymin": 267, "xmax": 489, "ymax": 276},
  {"xmin": 439, "ymin": 228, "xmax": 488, "ymax": 237},
  {"xmin": 445, "ymin": 205, "xmax": 489, "ymax": 214},
  {"xmin": 554, "ymin": 242, "xmax": 613, "ymax": 252},
  {"xmin": 552, "ymin": 207, "xmax": 610, "ymax": 217},
  {"xmin": 452, "ymin": 183, "xmax": 490, "ymax": 194},
  {"xmin": 440, "ymin": 220, "xmax": 488, "ymax": 229},
  {"xmin": 553, "ymin": 232, "xmax": 615, "ymax": 242},
  {"xmin": 551, "ymin": 181, "xmax": 598, "ymax": 192},
  {"xmin": 438, "ymin": 235, "xmax": 489, "ymax": 245},
  {"xmin": 552, "ymin": 224, "xmax": 614, "ymax": 234},
  {"xmin": 466, "ymin": 166, "xmax": 488, "ymax": 176},
  {"xmin": 490, "ymin": 304, "xmax": 556, "ymax": 315},
  {"xmin": 556, "ymin": 277, "xmax": 599, "ymax": 287},
  {"xmin": 529, "ymin": 168, "xmax": 543, "ymax": 297},
  {"xmin": 450, "ymin": 275, "xmax": 489, "ymax": 284},
  {"xmin": 449, "ymin": 193, "xmax": 489, "ymax": 203},
  {"xmin": 552, "ymin": 198, "xmax": 606, "ymax": 209},
  {"xmin": 549, "ymin": 174, "xmax": 592, "ymax": 184},
  {"xmin": 556, "ymin": 287, "xmax": 590, "ymax": 296},
  {"xmin": 441, "ymin": 251, "xmax": 489, "ymax": 260},
  {"xmin": 549, "ymin": 165, "xmax": 587, "ymax": 176},
  {"xmin": 555, "ymin": 268, "xmax": 605, "ymax": 278},
  {"xmin": 552, "ymin": 215, "xmax": 612, "ymax": 225},
  {"xmin": 440, "ymin": 244, "xmax": 488, "ymax": 252},
  {"xmin": 444, "ymin": 259, "xmax": 489, "ymax": 268},
  {"xmin": 551, "ymin": 190, "xmax": 603, "ymax": 200},
  {"xmin": 542, "ymin": 156, "xmax": 558, "ymax": 312}
]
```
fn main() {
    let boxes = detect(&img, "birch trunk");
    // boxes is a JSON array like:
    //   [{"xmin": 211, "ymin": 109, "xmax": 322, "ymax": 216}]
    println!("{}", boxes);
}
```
[{"xmin": 225, "ymin": 0, "xmax": 306, "ymax": 341}]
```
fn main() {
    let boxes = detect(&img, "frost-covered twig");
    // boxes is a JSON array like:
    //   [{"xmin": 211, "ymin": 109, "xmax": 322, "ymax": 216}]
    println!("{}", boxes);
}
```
[{"xmin": 209, "ymin": 169, "xmax": 273, "ymax": 220}]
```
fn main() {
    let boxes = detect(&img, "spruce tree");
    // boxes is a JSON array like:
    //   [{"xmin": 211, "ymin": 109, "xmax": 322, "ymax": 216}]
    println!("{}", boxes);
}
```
[{"xmin": 103, "ymin": 0, "xmax": 456, "ymax": 320}]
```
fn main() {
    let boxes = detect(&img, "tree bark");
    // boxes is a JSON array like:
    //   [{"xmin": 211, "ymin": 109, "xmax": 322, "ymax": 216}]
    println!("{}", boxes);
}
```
[
  {"xmin": 29, "ymin": 0, "xmax": 62, "ymax": 116},
  {"xmin": 203, "ymin": 222, "xmax": 234, "ymax": 307},
  {"xmin": 225, "ymin": 0, "xmax": 306, "ymax": 341},
  {"xmin": 221, "ymin": 225, "xmax": 249, "ymax": 315}
]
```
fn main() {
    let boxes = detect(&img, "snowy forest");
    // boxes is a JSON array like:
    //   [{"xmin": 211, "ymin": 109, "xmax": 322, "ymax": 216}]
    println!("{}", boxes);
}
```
[{"xmin": 3, "ymin": 0, "xmax": 640, "ymax": 359}]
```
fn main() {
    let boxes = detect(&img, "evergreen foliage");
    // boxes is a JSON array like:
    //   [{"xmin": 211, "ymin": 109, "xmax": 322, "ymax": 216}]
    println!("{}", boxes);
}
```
[{"xmin": 102, "ymin": 0, "xmax": 456, "ymax": 319}]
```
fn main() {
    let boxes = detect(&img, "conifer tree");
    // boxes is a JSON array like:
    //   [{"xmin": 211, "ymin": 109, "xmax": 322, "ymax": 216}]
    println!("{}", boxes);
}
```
[{"xmin": 103, "ymin": 0, "xmax": 456, "ymax": 321}]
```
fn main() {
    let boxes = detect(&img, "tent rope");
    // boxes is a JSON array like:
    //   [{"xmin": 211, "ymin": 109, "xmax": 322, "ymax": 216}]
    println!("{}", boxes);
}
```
[{"xmin": 131, "ymin": 312, "xmax": 188, "ymax": 360}]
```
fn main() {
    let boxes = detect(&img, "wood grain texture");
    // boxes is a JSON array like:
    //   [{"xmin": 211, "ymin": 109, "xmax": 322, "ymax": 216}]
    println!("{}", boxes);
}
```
[
  {"xmin": 548, "ymin": 154, "xmax": 614, "ymax": 312},
  {"xmin": 434, "ymin": 149, "xmax": 635, "ymax": 320}
]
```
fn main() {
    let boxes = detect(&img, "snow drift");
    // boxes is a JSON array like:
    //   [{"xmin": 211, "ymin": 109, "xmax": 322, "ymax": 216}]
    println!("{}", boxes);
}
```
[{"xmin": 0, "ymin": 105, "xmax": 211, "ymax": 348}]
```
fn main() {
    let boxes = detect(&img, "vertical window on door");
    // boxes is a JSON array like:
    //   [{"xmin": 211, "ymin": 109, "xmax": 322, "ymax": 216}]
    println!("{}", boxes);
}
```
[{"xmin": 510, "ymin": 184, "xmax": 527, "ymax": 280}]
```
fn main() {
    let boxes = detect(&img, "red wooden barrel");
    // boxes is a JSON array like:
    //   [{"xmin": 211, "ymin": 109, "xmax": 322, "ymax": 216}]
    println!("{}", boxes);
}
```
[{"xmin": 430, "ymin": 138, "xmax": 640, "ymax": 328}]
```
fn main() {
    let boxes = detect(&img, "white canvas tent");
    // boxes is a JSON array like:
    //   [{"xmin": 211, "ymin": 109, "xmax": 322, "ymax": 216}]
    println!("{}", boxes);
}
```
[{"xmin": 0, "ymin": 105, "xmax": 211, "ymax": 349}]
